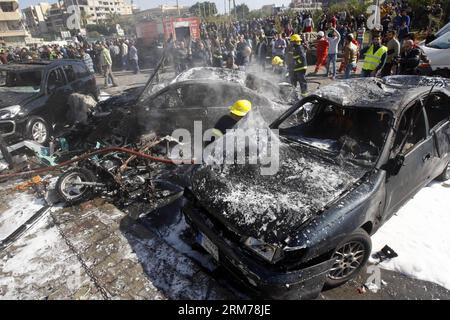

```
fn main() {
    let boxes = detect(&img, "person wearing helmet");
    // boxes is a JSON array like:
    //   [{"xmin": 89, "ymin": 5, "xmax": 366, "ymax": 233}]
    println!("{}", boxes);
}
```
[
  {"xmin": 287, "ymin": 34, "xmax": 308, "ymax": 97},
  {"xmin": 313, "ymin": 31, "xmax": 329, "ymax": 74},
  {"xmin": 212, "ymin": 100, "xmax": 252, "ymax": 138},
  {"xmin": 271, "ymin": 55, "xmax": 285, "ymax": 78}
]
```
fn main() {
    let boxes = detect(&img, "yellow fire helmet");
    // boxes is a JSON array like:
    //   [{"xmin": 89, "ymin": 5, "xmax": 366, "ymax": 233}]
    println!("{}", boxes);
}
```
[
  {"xmin": 229, "ymin": 99, "xmax": 252, "ymax": 117},
  {"xmin": 272, "ymin": 56, "xmax": 284, "ymax": 66},
  {"xmin": 290, "ymin": 34, "xmax": 302, "ymax": 43}
]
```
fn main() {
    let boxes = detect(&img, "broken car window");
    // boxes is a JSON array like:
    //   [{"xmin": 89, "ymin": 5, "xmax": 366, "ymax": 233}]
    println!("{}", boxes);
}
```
[
  {"xmin": 63, "ymin": 65, "xmax": 76, "ymax": 83},
  {"xmin": 47, "ymin": 68, "xmax": 66, "ymax": 92},
  {"xmin": 148, "ymin": 88, "xmax": 183, "ymax": 109},
  {"xmin": 393, "ymin": 102, "xmax": 427, "ymax": 154},
  {"xmin": 425, "ymin": 93, "xmax": 450, "ymax": 130},
  {"xmin": 278, "ymin": 100, "xmax": 391, "ymax": 165}
]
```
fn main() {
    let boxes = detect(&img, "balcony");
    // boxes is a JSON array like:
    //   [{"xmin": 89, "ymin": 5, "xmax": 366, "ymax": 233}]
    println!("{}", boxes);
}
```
[
  {"xmin": 0, "ymin": 29, "xmax": 28, "ymax": 37},
  {"xmin": 0, "ymin": 11, "xmax": 21, "ymax": 21}
]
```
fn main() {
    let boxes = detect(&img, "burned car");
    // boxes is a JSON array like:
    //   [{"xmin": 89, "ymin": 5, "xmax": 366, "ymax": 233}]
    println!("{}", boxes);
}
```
[
  {"xmin": 79, "ymin": 78, "xmax": 290, "ymax": 150},
  {"xmin": 182, "ymin": 76, "xmax": 450, "ymax": 299},
  {"xmin": 96, "ymin": 66, "xmax": 297, "ymax": 115},
  {"xmin": 0, "ymin": 60, "xmax": 99, "ymax": 145}
]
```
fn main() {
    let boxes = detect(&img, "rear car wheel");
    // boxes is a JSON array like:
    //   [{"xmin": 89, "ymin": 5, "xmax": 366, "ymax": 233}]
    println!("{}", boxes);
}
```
[
  {"xmin": 325, "ymin": 228, "xmax": 372, "ymax": 288},
  {"xmin": 436, "ymin": 162, "xmax": 450, "ymax": 182},
  {"xmin": 26, "ymin": 117, "xmax": 50, "ymax": 145},
  {"xmin": 56, "ymin": 168, "xmax": 97, "ymax": 205}
]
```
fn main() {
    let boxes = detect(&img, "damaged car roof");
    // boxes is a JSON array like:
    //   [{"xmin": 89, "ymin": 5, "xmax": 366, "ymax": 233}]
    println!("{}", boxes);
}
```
[{"xmin": 311, "ymin": 76, "xmax": 450, "ymax": 115}]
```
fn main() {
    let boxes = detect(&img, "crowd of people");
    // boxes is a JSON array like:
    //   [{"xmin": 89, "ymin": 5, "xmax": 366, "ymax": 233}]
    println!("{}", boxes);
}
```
[
  {"xmin": 165, "ymin": 2, "xmax": 438, "ymax": 96},
  {"xmin": 0, "ymin": 0, "xmax": 444, "ymax": 95},
  {"xmin": 0, "ymin": 37, "xmax": 141, "ymax": 87}
]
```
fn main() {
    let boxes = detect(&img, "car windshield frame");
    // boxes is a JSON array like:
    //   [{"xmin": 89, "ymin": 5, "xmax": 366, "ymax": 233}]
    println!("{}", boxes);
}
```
[{"xmin": 271, "ymin": 97, "xmax": 394, "ymax": 167}]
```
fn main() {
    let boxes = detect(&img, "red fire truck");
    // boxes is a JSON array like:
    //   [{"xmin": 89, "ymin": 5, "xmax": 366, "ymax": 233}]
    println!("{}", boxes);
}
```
[{"xmin": 136, "ymin": 17, "xmax": 201, "ymax": 46}]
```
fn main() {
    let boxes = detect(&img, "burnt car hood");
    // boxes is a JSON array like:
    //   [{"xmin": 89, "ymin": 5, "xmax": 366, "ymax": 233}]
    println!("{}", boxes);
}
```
[
  {"xmin": 0, "ymin": 90, "xmax": 37, "ymax": 108},
  {"xmin": 190, "ymin": 111, "xmax": 369, "ymax": 243}
]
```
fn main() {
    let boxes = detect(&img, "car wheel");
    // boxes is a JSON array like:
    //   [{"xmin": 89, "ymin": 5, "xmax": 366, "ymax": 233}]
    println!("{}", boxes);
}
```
[
  {"xmin": 436, "ymin": 162, "xmax": 450, "ymax": 182},
  {"xmin": 56, "ymin": 168, "xmax": 97, "ymax": 205},
  {"xmin": 26, "ymin": 117, "xmax": 50, "ymax": 145},
  {"xmin": 325, "ymin": 228, "xmax": 372, "ymax": 288}
]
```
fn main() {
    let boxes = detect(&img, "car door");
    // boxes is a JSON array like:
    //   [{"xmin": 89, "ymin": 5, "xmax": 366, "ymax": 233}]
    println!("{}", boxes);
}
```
[
  {"xmin": 45, "ymin": 67, "xmax": 73, "ymax": 125},
  {"xmin": 384, "ymin": 99, "xmax": 436, "ymax": 217},
  {"xmin": 62, "ymin": 64, "xmax": 80, "ymax": 93},
  {"xmin": 424, "ymin": 92, "xmax": 450, "ymax": 177},
  {"xmin": 73, "ymin": 63, "xmax": 97, "ymax": 97}
]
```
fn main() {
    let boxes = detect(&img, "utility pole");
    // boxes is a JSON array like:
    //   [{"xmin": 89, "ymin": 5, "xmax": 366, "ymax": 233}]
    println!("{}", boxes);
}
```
[{"xmin": 176, "ymin": 0, "xmax": 180, "ymax": 16}]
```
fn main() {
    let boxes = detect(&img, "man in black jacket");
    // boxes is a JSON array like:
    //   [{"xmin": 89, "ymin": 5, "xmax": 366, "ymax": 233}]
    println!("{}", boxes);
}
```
[{"xmin": 398, "ymin": 40, "xmax": 421, "ymax": 75}]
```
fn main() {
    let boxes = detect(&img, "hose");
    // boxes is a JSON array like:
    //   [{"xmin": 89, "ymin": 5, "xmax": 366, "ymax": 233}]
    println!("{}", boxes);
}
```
[{"xmin": 0, "ymin": 146, "xmax": 194, "ymax": 180}]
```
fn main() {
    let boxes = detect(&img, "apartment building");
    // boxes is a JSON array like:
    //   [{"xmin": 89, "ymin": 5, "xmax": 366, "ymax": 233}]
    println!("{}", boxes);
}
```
[
  {"xmin": 22, "ymin": 2, "xmax": 51, "ymax": 35},
  {"xmin": 0, "ymin": 0, "xmax": 29, "ymax": 44}
]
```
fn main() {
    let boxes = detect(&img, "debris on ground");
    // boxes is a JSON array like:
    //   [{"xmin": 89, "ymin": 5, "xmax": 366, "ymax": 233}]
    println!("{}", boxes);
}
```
[{"xmin": 372, "ymin": 245, "xmax": 399, "ymax": 263}]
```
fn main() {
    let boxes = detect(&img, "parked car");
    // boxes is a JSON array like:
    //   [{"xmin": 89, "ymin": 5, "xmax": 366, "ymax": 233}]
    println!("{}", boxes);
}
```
[
  {"xmin": 418, "ymin": 31, "xmax": 450, "ymax": 78},
  {"xmin": 182, "ymin": 76, "xmax": 450, "ymax": 299},
  {"xmin": 0, "ymin": 60, "xmax": 99, "ymax": 145}
]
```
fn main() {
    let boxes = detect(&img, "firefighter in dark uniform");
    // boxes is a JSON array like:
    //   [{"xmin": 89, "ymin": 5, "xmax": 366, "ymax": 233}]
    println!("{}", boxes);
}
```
[
  {"xmin": 287, "ymin": 34, "xmax": 308, "ymax": 97},
  {"xmin": 212, "ymin": 100, "xmax": 252, "ymax": 138}
]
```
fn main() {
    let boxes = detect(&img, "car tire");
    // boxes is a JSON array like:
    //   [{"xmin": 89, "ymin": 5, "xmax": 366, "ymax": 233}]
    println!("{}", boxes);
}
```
[
  {"xmin": 56, "ymin": 167, "xmax": 97, "ymax": 205},
  {"xmin": 436, "ymin": 162, "xmax": 450, "ymax": 182},
  {"xmin": 26, "ymin": 117, "xmax": 51, "ymax": 145},
  {"xmin": 325, "ymin": 228, "xmax": 372, "ymax": 289}
]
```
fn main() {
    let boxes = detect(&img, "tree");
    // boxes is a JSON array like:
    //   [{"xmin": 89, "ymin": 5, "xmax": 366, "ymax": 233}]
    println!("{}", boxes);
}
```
[
  {"xmin": 235, "ymin": 4, "xmax": 249, "ymax": 19},
  {"xmin": 106, "ymin": 12, "xmax": 121, "ymax": 26},
  {"xmin": 189, "ymin": 2, "xmax": 218, "ymax": 18}
]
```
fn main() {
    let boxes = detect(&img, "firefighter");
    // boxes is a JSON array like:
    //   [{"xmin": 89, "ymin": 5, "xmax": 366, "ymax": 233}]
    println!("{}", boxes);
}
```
[
  {"xmin": 271, "ymin": 55, "xmax": 285, "ymax": 77},
  {"xmin": 360, "ymin": 33, "xmax": 388, "ymax": 77},
  {"xmin": 212, "ymin": 100, "xmax": 252, "ymax": 138},
  {"xmin": 287, "ymin": 34, "xmax": 308, "ymax": 97}
]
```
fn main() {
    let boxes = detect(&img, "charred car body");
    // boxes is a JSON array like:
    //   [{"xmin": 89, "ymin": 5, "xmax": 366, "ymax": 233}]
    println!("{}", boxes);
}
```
[
  {"xmin": 182, "ymin": 76, "xmax": 450, "ymax": 299},
  {"xmin": 0, "ymin": 60, "xmax": 99, "ymax": 145}
]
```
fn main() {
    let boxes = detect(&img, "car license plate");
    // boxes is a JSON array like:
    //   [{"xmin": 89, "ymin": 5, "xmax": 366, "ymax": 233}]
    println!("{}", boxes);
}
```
[{"xmin": 197, "ymin": 232, "xmax": 219, "ymax": 261}]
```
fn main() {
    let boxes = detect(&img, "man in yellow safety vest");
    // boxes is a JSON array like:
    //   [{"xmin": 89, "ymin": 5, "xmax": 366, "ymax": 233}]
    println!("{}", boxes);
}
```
[{"xmin": 360, "ymin": 33, "xmax": 388, "ymax": 77}]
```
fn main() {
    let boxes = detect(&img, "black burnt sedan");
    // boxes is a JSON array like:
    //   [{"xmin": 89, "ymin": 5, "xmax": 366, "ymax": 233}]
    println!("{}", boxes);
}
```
[{"xmin": 182, "ymin": 76, "xmax": 450, "ymax": 299}]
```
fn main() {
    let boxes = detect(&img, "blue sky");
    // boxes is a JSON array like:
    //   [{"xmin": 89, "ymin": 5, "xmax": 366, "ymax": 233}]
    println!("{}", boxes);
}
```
[{"xmin": 20, "ymin": 0, "xmax": 292, "ymax": 14}]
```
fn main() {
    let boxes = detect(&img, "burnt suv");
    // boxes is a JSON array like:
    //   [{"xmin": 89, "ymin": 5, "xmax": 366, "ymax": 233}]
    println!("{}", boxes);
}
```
[
  {"xmin": 0, "ymin": 60, "xmax": 99, "ymax": 145},
  {"xmin": 183, "ymin": 76, "xmax": 450, "ymax": 299}
]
